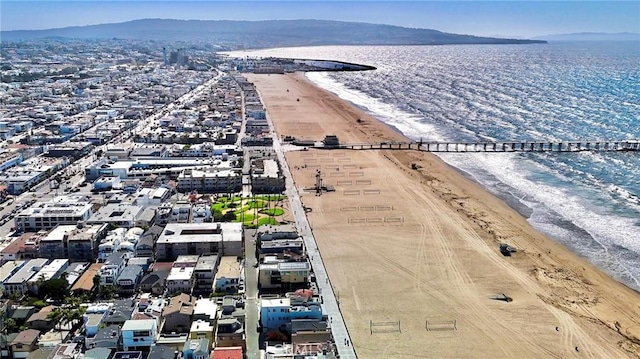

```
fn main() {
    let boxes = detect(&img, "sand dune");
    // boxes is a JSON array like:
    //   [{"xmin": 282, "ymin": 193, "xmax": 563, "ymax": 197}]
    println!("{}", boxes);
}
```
[{"xmin": 246, "ymin": 72, "xmax": 640, "ymax": 359}]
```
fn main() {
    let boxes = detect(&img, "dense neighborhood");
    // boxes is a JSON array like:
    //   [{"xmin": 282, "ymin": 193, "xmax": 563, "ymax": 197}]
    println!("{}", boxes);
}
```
[{"xmin": 0, "ymin": 39, "xmax": 339, "ymax": 359}]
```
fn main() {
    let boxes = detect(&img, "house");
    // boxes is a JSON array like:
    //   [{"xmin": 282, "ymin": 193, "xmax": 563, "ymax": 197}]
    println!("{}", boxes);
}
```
[
  {"xmin": 215, "ymin": 318, "xmax": 245, "ymax": 350},
  {"xmin": 70, "ymin": 263, "xmax": 102, "ymax": 295},
  {"xmin": 291, "ymin": 319, "xmax": 331, "ymax": 353},
  {"xmin": 10, "ymin": 329, "xmax": 40, "ymax": 359},
  {"xmin": 121, "ymin": 319, "xmax": 157, "ymax": 351},
  {"xmin": 138, "ymin": 270, "xmax": 168, "ymax": 295},
  {"xmin": 135, "ymin": 225, "xmax": 163, "ymax": 258},
  {"xmin": 193, "ymin": 254, "xmax": 218, "ymax": 296},
  {"xmin": 86, "ymin": 324, "xmax": 120, "ymax": 351},
  {"xmin": 189, "ymin": 319, "xmax": 214, "ymax": 343},
  {"xmin": 98, "ymin": 253, "xmax": 127, "ymax": 286},
  {"xmin": 192, "ymin": 298, "xmax": 217, "ymax": 324},
  {"xmin": 3, "ymin": 258, "xmax": 49, "ymax": 297},
  {"xmin": 161, "ymin": 293, "xmax": 195, "ymax": 333},
  {"xmin": 10, "ymin": 306, "xmax": 38, "ymax": 328},
  {"xmin": 214, "ymin": 256, "xmax": 241, "ymax": 294},
  {"xmin": 259, "ymin": 296, "xmax": 323, "ymax": 334},
  {"xmin": 166, "ymin": 257, "xmax": 198, "ymax": 295},
  {"xmin": 25, "ymin": 305, "xmax": 56, "ymax": 331},
  {"xmin": 148, "ymin": 345, "xmax": 177, "ymax": 359},
  {"xmin": 156, "ymin": 333, "xmax": 188, "ymax": 352},
  {"xmin": 83, "ymin": 347, "xmax": 114, "ymax": 359},
  {"xmin": 182, "ymin": 338, "xmax": 209, "ymax": 359},
  {"xmin": 116, "ymin": 265, "xmax": 143, "ymax": 295},
  {"xmin": 102, "ymin": 299, "xmax": 135, "ymax": 326},
  {"xmin": 212, "ymin": 346, "xmax": 243, "ymax": 359},
  {"xmin": 258, "ymin": 260, "xmax": 310, "ymax": 291}
]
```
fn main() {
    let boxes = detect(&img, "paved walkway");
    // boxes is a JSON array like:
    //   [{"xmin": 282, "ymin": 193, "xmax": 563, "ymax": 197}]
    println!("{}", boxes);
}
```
[
  {"xmin": 244, "ymin": 229, "xmax": 260, "ymax": 359},
  {"xmin": 261, "ymin": 90, "xmax": 357, "ymax": 359}
]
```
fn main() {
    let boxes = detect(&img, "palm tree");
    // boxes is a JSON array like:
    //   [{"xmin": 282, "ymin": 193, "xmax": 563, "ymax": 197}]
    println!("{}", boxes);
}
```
[{"xmin": 47, "ymin": 307, "xmax": 64, "ymax": 341}]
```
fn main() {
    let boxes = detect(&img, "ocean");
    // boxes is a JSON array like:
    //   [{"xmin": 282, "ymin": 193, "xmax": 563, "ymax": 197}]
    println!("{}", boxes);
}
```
[{"xmin": 228, "ymin": 42, "xmax": 640, "ymax": 291}]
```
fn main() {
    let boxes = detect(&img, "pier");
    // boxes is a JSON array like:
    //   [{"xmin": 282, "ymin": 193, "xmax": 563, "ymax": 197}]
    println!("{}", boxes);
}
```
[{"xmin": 317, "ymin": 139, "xmax": 640, "ymax": 153}]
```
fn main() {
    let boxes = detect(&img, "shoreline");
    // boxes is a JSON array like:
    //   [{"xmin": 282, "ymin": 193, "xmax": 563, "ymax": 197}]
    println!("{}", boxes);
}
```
[
  {"xmin": 247, "ymin": 72, "xmax": 640, "ymax": 358},
  {"xmin": 303, "ymin": 70, "xmax": 640, "ymax": 293}
]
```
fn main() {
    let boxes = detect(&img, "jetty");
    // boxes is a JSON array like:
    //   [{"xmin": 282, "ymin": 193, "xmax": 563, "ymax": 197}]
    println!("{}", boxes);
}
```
[{"xmin": 303, "ymin": 137, "xmax": 640, "ymax": 153}]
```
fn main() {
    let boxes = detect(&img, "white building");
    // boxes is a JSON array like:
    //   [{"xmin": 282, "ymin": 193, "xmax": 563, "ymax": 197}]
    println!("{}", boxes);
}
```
[
  {"xmin": 27, "ymin": 259, "xmax": 69, "ymax": 295},
  {"xmin": 14, "ymin": 196, "xmax": 93, "ymax": 232},
  {"xmin": 177, "ymin": 168, "xmax": 242, "ymax": 194},
  {"xmin": 121, "ymin": 319, "xmax": 158, "ymax": 351},
  {"xmin": 260, "ymin": 296, "xmax": 323, "ymax": 333},
  {"xmin": 166, "ymin": 266, "xmax": 195, "ymax": 295},
  {"xmin": 3, "ymin": 258, "xmax": 49, "ymax": 297},
  {"xmin": 156, "ymin": 223, "xmax": 243, "ymax": 261}
]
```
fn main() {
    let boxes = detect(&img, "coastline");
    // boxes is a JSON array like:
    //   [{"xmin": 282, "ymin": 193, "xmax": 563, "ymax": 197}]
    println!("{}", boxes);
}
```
[{"xmin": 247, "ymin": 72, "xmax": 640, "ymax": 358}]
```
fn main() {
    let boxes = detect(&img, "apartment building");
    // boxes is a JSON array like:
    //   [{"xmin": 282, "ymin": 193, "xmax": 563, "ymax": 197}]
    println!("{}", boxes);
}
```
[
  {"xmin": 156, "ymin": 223, "xmax": 243, "ymax": 261},
  {"xmin": 14, "ymin": 197, "xmax": 93, "ymax": 232}
]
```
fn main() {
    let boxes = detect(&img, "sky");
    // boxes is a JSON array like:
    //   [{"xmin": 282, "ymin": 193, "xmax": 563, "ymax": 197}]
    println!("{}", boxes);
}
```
[{"xmin": 1, "ymin": 1, "xmax": 639, "ymax": 38}]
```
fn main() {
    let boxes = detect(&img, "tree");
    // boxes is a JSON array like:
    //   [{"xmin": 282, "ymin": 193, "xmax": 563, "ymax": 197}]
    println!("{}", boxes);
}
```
[{"xmin": 39, "ymin": 278, "xmax": 68, "ymax": 301}]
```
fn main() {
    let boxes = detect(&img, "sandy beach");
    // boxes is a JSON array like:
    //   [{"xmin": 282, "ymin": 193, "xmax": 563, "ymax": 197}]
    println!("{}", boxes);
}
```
[{"xmin": 246, "ymin": 72, "xmax": 640, "ymax": 358}]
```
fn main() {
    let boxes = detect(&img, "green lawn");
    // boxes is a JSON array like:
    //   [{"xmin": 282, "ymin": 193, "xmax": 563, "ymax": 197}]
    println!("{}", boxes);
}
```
[
  {"xmin": 213, "ymin": 194, "xmax": 288, "ymax": 228},
  {"xmin": 260, "ymin": 208, "xmax": 284, "ymax": 216}
]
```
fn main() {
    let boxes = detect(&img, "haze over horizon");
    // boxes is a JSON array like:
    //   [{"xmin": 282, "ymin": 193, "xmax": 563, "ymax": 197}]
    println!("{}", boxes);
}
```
[{"xmin": 1, "ymin": 1, "xmax": 639, "ymax": 39}]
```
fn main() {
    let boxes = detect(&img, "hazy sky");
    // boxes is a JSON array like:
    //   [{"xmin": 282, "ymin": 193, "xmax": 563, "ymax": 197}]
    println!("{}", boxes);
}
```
[{"xmin": 1, "ymin": 1, "xmax": 639, "ymax": 38}]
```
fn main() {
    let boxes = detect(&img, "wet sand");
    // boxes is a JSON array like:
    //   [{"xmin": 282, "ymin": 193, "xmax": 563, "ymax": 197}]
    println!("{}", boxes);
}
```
[{"xmin": 246, "ymin": 72, "xmax": 640, "ymax": 359}]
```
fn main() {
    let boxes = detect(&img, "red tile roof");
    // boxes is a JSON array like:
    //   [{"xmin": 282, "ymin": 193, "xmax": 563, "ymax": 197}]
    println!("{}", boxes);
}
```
[{"xmin": 212, "ymin": 347, "xmax": 243, "ymax": 359}]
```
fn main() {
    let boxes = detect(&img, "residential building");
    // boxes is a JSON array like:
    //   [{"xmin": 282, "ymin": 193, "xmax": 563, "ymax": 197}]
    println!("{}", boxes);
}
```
[
  {"xmin": 189, "ymin": 319, "xmax": 214, "ymax": 343},
  {"xmin": 116, "ymin": 265, "xmax": 143, "ymax": 295},
  {"xmin": 216, "ymin": 317, "xmax": 245, "ymax": 350},
  {"xmin": 26, "ymin": 306, "xmax": 56, "ymax": 331},
  {"xmin": 259, "ymin": 296, "xmax": 323, "ymax": 333},
  {"xmin": 214, "ymin": 256, "xmax": 241, "ymax": 294},
  {"xmin": 169, "ymin": 201, "xmax": 191, "ymax": 223},
  {"xmin": 291, "ymin": 319, "xmax": 332, "ymax": 354},
  {"xmin": 211, "ymin": 347, "xmax": 243, "ymax": 359},
  {"xmin": 149, "ymin": 345, "xmax": 179, "ymax": 359},
  {"xmin": 14, "ymin": 197, "xmax": 93, "ymax": 232},
  {"xmin": 139, "ymin": 270, "xmax": 167, "ymax": 295},
  {"xmin": 102, "ymin": 299, "xmax": 135, "ymax": 326},
  {"xmin": 10, "ymin": 329, "xmax": 40, "ymax": 359},
  {"xmin": 27, "ymin": 259, "xmax": 69, "ymax": 295},
  {"xmin": 121, "ymin": 319, "xmax": 157, "ymax": 351},
  {"xmin": 86, "ymin": 203, "xmax": 144, "ymax": 229},
  {"xmin": 3, "ymin": 258, "xmax": 49, "ymax": 297},
  {"xmin": 156, "ymin": 223, "xmax": 243, "ymax": 261},
  {"xmin": 192, "ymin": 298, "xmax": 217, "ymax": 324},
  {"xmin": 156, "ymin": 334, "xmax": 188, "ymax": 352},
  {"xmin": 37, "ymin": 223, "xmax": 108, "ymax": 261},
  {"xmin": 86, "ymin": 324, "xmax": 120, "ymax": 351},
  {"xmin": 0, "ymin": 260, "xmax": 25, "ymax": 295},
  {"xmin": 161, "ymin": 293, "xmax": 195, "ymax": 334},
  {"xmin": 70, "ymin": 262, "xmax": 102, "ymax": 295},
  {"xmin": 177, "ymin": 168, "xmax": 241, "ymax": 194},
  {"xmin": 135, "ymin": 225, "xmax": 162, "ymax": 258},
  {"xmin": 98, "ymin": 253, "xmax": 127, "ymax": 286},
  {"xmin": 166, "ymin": 266, "xmax": 195, "ymax": 295},
  {"xmin": 182, "ymin": 338, "xmax": 209, "ymax": 359},
  {"xmin": 193, "ymin": 254, "xmax": 218, "ymax": 296},
  {"xmin": 251, "ymin": 159, "xmax": 284, "ymax": 194},
  {"xmin": 258, "ymin": 260, "xmax": 310, "ymax": 291},
  {"xmin": 0, "ymin": 234, "xmax": 39, "ymax": 264}
]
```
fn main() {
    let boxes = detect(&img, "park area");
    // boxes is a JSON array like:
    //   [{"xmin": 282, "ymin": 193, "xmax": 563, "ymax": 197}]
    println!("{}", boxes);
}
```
[{"xmin": 211, "ymin": 194, "xmax": 287, "ymax": 228}]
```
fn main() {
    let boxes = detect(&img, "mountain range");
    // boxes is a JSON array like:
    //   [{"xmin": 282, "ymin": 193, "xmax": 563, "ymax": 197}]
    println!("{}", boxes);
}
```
[
  {"xmin": 0, "ymin": 19, "xmax": 546, "ymax": 48},
  {"xmin": 534, "ymin": 32, "xmax": 640, "ymax": 42}
]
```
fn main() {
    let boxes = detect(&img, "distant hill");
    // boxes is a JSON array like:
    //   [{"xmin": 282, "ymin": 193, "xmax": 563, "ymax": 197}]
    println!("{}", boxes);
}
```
[
  {"xmin": 0, "ymin": 19, "xmax": 546, "ymax": 48},
  {"xmin": 534, "ymin": 32, "xmax": 640, "ymax": 42}
]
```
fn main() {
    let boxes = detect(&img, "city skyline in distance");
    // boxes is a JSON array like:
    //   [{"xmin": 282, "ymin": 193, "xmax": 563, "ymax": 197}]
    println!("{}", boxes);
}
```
[{"xmin": 1, "ymin": 1, "xmax": 639, "ymax": 39}]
